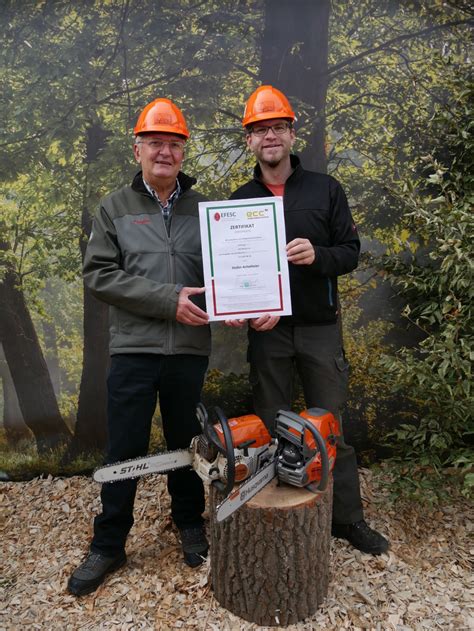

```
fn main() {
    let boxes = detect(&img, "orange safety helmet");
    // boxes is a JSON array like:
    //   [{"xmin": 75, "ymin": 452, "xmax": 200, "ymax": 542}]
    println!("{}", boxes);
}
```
[
  {"xmin": 134, "ymin": 98, "xmax": 190, "ymax": 138},
  {"xmin": 242, "ymin": 85, "xmax": 295, "ymax": 128}
]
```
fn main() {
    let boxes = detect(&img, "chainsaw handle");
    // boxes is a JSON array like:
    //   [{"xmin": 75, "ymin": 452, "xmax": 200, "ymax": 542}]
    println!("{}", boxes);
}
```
[
  {"xmin": 212, "ymin": 407, "xmax": 236, "ymax": 496},
  {"xmin": 196, "ymin": 403, "xmax": 236, "ymax": 496},
  {"xmin": 276, "ymin": 410, "xmax": 330, "ymax": 493},
  {"xmin": 302, "ymin": 418, "xmax": 330, "ymax": 493},
  {"xmin": 197, "ymin": 403, "xmax": 226, "ymax": 456}
]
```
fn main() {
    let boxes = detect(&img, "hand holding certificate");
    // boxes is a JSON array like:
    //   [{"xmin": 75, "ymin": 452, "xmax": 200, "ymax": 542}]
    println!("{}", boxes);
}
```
[{"xmin": 198, "ymin": 197, "xmax": 292, "ymax": 321}]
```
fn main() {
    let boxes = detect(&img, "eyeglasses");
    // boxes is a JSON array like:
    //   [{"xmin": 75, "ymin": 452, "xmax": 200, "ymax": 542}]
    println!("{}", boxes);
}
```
[
  {"xmin": 250, "ymin": 122, "xmax": 292, "ymax": 137},
  {"xmin": 137, "ymin": 139, "xmax": 185, "ymax": 154}
]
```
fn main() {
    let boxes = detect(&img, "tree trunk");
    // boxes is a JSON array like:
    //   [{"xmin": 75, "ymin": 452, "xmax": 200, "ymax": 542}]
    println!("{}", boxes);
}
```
[
  {"xmin": 42, "ymin": 280, "xmax": 61, "ymax": 396},
  {"xmin": 66, "ymin": 121, "xmax": 110, "ymax": 458},
  {"xmin": 261, "ymin": 0, "xmax": 330, "ymax": 173},
  {"xmin": 0, "ymin": 244, "xmax": 71, "ymax": 452},
  {"xmin": 0, "ymin": 352, "xmax": 32, "ymax": 446},
  {"xmin": 209, "ymin": 477, "xmax": 333, "ymax": 626},
  {"xmin": 69, "ymin": 286, "xmax": 109, "ymax": 456}
]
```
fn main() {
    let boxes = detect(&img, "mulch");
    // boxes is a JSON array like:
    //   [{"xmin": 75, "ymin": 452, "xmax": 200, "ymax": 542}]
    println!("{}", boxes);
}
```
[{"xmin": 1, "ymin": 468, "xmax": 472, "ymax": 630}]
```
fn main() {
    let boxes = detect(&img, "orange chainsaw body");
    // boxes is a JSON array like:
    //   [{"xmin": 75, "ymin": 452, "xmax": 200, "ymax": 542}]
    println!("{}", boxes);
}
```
[
  {"xmin": 212, "ymin": 414, "xmax": 273, "ymax": 482},
  {"xmin": 212, "ymin": 408, "xmax": 339, "ymax": 488},
  {"xmin": 214, "ymin": 414, "xmax": 272, "ymax": 449}
]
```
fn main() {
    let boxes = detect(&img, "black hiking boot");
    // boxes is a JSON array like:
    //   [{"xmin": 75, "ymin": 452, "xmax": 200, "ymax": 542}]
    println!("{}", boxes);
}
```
[
  {"xmin": 332, "ymin": 520, "xmax": 389, "ymax": 555},
  {"xmin": 67, "ymin": 551, "xmax": 127, "ymax": 596},
  {"xmin": 179, "ymin": 525, "xmax": 209, "ymax": 568}
]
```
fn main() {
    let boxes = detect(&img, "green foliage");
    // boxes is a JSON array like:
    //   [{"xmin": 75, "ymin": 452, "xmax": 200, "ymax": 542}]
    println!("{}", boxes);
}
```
[
  {"xmin": 329, "ymin": 0, "xmax": 471, "ymax": 232},
  {"xmin": 1, "ymin": 0, "xmax": 472, "ymax": 477},
  {"xmin": 379, "ymin": 67, "xmax": 473, "ymax": 496},
  {"xmin": 339, "ymin": 277, "xmax": 394, "ymax": 428},
  {"xmin": 149, "ymin": 419, "xmax": 166, "ymax": 453},
  {"xmin": 0, "ymin": 429, "xmax": 100, "ymax": 479},
  {"xmin": 0, "ymin": 0, "xmax": 261, "ymax": 447},
  {"xmin": 23, "ymin": 278, "xmax": 85, "ymax": 422},
  {"xmin": 202, "ymin": 369, "xmax": 252, "ymax": 418},
  {"xmin": 375, "ymin": 460, "xmax": 469, "ymax": 506}
]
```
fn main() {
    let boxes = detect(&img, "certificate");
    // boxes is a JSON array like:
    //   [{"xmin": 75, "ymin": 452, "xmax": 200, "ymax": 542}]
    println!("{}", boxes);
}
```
[{"xmin": 198, "ymin": 197, "xmax": 292, "ymax": 321}]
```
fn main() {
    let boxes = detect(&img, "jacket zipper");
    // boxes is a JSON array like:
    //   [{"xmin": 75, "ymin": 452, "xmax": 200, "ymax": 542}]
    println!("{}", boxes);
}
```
[
  {"xmin": 167, "ymin": 213, "xmax": 176, "ymax": 355},
  {"xmin": 153, "ymin": 198, "xmax": 175, "ymax": 355},
  {"xmin": 327, "ymin": 278, "xmax": 334, "ymax": 307}
]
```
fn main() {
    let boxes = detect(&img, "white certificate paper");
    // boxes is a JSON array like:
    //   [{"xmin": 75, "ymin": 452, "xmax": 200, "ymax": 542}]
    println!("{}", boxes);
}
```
[{"xmin": 198, "ymin": 197, "xmax": 292, "ymax": 321}]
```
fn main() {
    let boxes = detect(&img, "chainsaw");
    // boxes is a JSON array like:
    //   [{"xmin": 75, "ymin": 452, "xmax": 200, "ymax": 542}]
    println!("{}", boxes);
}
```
[
  {"xmin": 93, "ymin": 404, "xmax": 340, "ymax": 522},
  {"xmin": 93, "ymin": 404, "xmax": 274, "ymax": 497},
  {"xmin": 216, "ymin": 407, "xmax": 339, "ymax": 521}
]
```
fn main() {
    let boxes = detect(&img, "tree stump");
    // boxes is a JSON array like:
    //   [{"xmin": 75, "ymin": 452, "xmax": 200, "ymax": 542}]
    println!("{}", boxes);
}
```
[{"xmin": 209, "ymin": 476, "xmax": 333, "ymax": 627}]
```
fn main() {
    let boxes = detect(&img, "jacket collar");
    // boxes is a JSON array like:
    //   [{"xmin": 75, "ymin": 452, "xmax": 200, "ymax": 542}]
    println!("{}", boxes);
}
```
[
  {"xmin": 253, "ymin": 154, "xmax": 302, "ymax": 184},
  {"xmin": 131, "ymin": 170, "xmax": 197, "ymax": 196}
]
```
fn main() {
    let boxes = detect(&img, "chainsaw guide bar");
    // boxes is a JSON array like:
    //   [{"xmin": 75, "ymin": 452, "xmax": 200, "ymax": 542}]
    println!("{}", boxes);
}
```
[
  {"xmin": 93, "ymin": 449, "xmax": 192, "ymax": 483},
  {"xmin": 215, "ymin": 458, "xmax": 277, "ymax": 522}
]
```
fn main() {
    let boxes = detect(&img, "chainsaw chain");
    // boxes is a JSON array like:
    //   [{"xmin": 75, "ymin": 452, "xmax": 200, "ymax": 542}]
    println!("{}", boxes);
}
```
[{"xmin": 93, "ymin": 448, "xmax": 191, "ymax": 483}]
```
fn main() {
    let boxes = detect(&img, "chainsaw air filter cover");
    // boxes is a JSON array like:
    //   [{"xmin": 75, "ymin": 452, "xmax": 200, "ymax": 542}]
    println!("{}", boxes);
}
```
[{"xmin": 214, "ymin": 414, "xmax": 272, "ymax": 450}]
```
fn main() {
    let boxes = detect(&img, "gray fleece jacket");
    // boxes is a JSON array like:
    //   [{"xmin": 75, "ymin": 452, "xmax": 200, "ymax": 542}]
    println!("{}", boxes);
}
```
[{"xmin": 83, "ymin": 170, "xmax": 211, "ymax": 356}]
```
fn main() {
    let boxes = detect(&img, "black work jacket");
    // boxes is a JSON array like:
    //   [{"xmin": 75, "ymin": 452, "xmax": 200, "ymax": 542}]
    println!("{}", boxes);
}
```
[{"xmin": 230, "ymin": 155, "xmax": 360, "ymax": 326}]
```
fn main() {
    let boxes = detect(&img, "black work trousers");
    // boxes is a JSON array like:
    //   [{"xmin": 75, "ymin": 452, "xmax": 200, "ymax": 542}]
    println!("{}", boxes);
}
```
[
  {"xmin": 248, "ymin": 323, "xmax": 364, "ymax": 525},
  {"xmin": 91, "ymin": 353, "xmax": 208, "ymax": 556}
]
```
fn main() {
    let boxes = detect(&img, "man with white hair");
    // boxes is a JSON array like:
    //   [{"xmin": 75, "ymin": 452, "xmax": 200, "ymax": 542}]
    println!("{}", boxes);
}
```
[{"xmin": 68, "ymin": 98, "xmax": 210, "ymax": 596}]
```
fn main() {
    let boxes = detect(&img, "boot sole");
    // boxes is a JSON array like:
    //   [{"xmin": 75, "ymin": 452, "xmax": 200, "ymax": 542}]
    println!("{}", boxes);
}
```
[
  {"xmin": 183, "ymin": 550, "xmax": 208, "ymax": 568},
  {"xmin": 67, "ymin": 555, "xmax": 127, "ymax": 596},
  {"xmin": 332, "ymin": 534, "xmax": 389, "ymax": 555}
]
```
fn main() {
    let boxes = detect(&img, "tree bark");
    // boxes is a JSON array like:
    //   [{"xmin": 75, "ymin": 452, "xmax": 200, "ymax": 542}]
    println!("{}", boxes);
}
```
[
  {"xmin": 0, "ymin": 353, "xmax": 32, "ymax": 446},
  {"xmin": 69, "ymin": 286, "xmax": 109, "ymax": 455},
  {"xmin": 261, "ymin": 0, "xmax": 330, "ymax": 173},
  {"xmin": 0, "ymin": 243, "xmax": 71, "ymax": 452},
  {"xmin": 66, "ymin": 121, "xmax": 110, "ymax": 458},
  {"xmin": 42, "ymin": 280, "xmax": 61, "ymax": 396},
  {"xmin": 210, "ymin": 477, "xmax": 333, "ymax": 626}
]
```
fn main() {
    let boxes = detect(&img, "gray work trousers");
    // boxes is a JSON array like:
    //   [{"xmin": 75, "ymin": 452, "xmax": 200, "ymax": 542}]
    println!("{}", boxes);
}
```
[{"xmin": 248, "ymin": 322, "xmax": 364, "ymax": 524}]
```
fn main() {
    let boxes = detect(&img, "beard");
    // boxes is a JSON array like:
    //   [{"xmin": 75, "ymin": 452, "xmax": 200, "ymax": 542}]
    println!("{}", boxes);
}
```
[
  {"xmin": 257, "ymin": 142, "xmax": 288, "ymax": 169},
  {"xmin": 262, "ymin": 154, "xmax": 283, "ymax": 168}
]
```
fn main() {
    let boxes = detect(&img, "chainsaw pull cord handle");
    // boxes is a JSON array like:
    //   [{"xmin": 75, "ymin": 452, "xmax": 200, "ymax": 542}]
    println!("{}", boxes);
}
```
[
  {"xmin": 301, "ymin": 418, "xmax": 330, "ymax": 493},
  {"xmin": 212, "ymin": 406, "xmax": 236, "ymax": 496}
]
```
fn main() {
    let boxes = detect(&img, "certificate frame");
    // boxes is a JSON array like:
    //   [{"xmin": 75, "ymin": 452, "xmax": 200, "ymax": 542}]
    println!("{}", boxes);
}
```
[{"xmin": 198, "ymin": 197, "xmax": 292, "ymax": 321}]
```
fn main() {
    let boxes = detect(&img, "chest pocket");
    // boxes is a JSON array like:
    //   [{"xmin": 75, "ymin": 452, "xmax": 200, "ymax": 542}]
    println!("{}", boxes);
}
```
[
  {"xmin": 284, "ymin": 207, "xmax": 331, "ymax": 245},
  {"xmin": 115, "ymin": 213, "xmax": 168, "ymax": 253}
]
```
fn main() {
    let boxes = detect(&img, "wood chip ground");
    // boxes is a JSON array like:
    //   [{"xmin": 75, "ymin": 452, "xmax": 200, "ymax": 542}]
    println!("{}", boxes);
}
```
[{"xmin": 1, "ymin": 469, "xmax": 472, "ymax": 630}]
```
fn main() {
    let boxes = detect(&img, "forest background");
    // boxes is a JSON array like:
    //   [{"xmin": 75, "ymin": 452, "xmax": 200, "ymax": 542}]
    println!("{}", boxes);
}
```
[{"xmin": 0, "ymin": 0, "xmax": 472, "ymax": 499}]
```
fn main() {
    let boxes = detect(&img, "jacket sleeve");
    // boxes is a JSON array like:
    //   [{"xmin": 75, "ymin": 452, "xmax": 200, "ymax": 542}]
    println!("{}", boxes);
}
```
[
  {"xmin": 310, "ymin": 179, "xmax": 360, "ymax": 277},
  {"xmin": 83, "ymin": 204, "xmax": 179, "ymax": 320}
]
